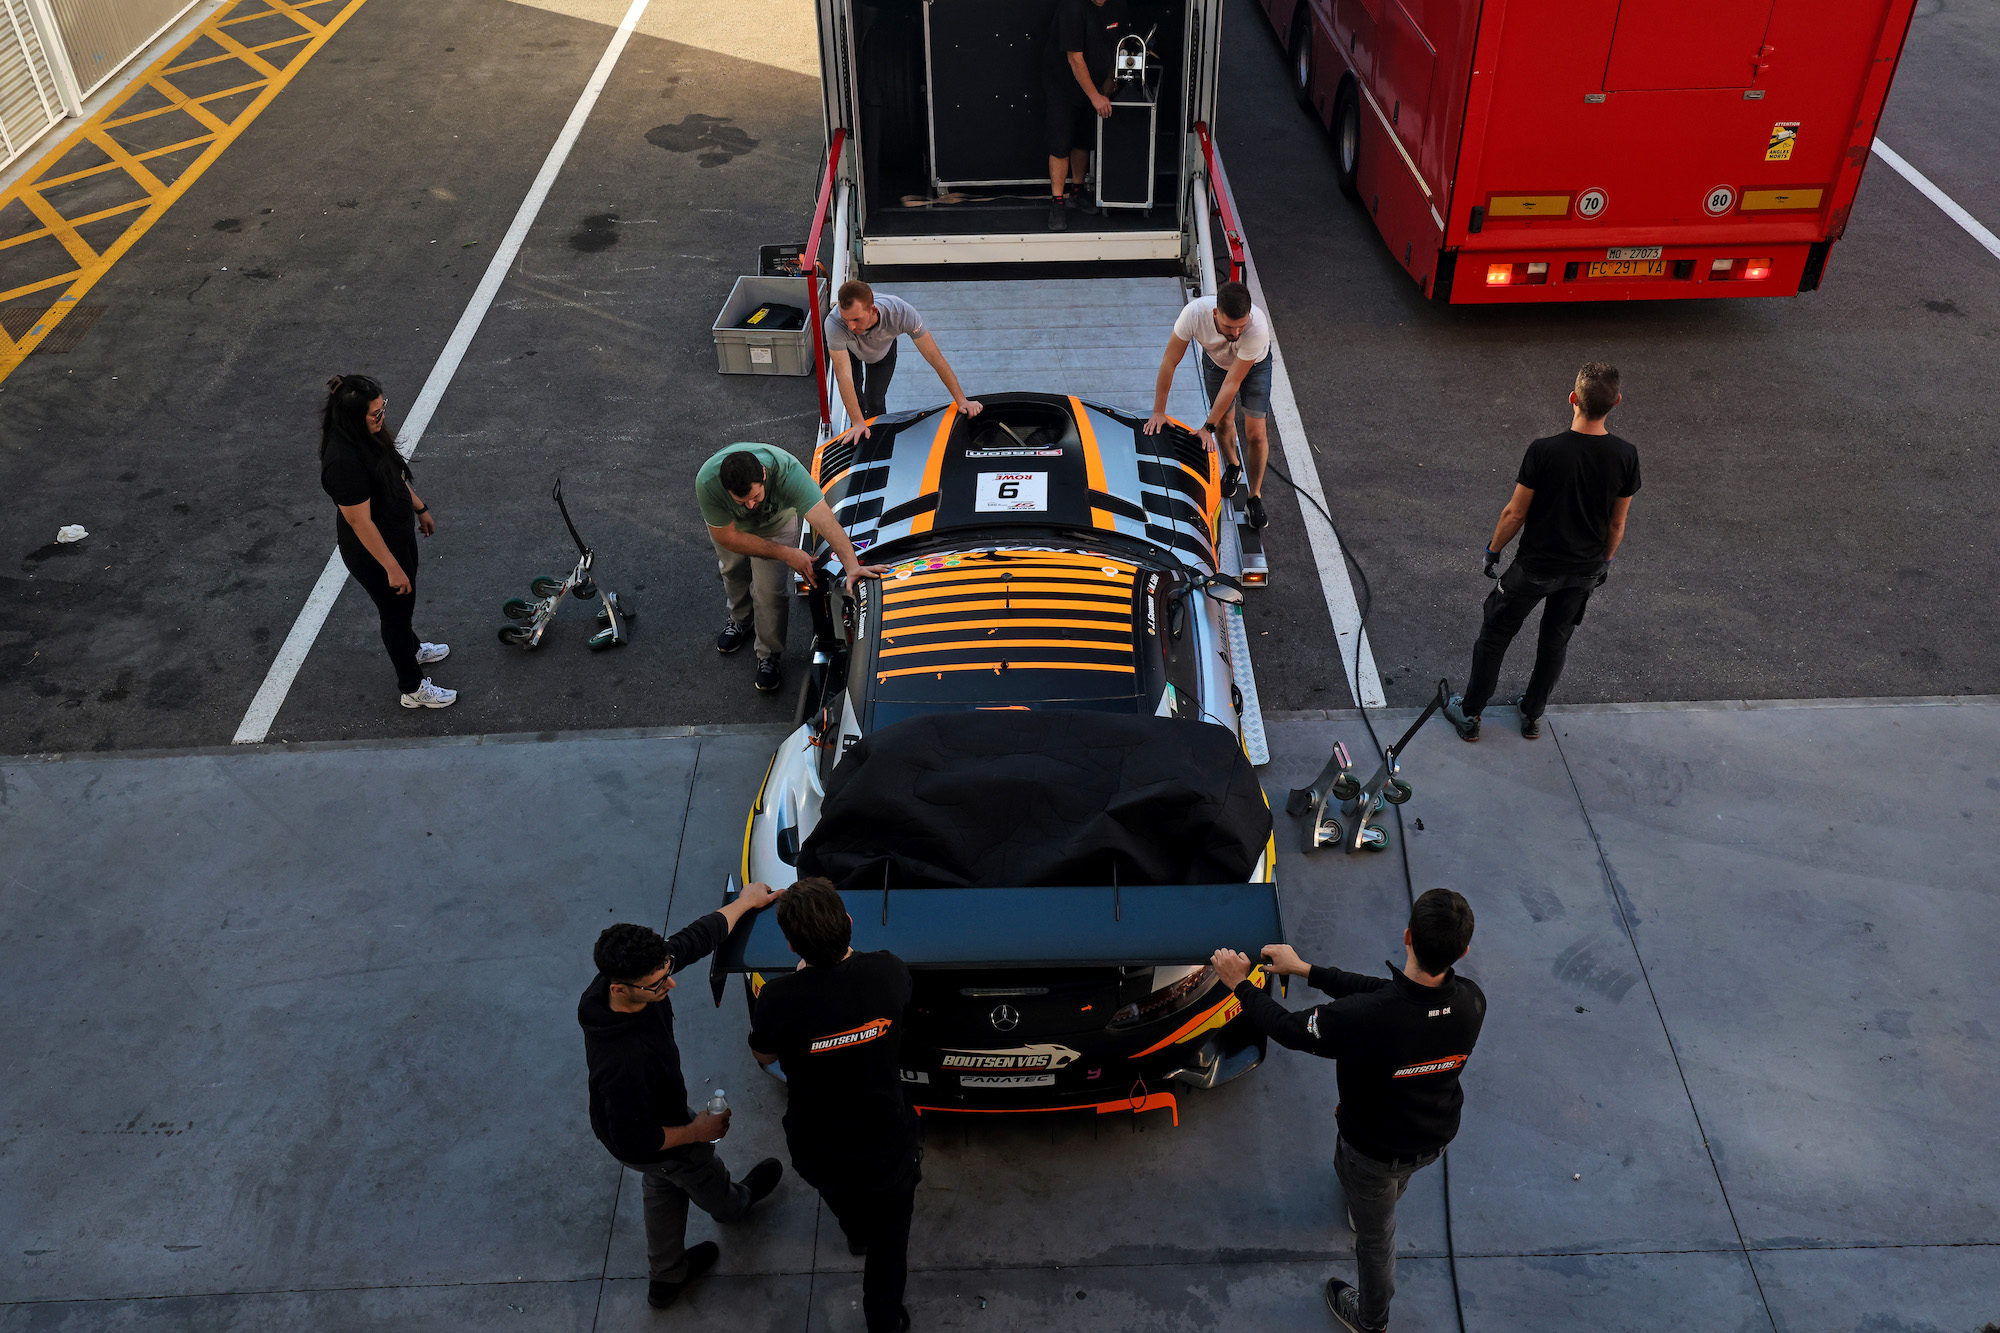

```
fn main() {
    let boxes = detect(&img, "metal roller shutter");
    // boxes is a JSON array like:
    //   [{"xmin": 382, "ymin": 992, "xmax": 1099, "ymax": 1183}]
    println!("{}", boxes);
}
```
[
  {"xmin": 49, "ymin": 0, "xmax": 197, "ymax": 97},
  {"xmin": 0, "ymin": 0, "xmax": 64, "ymax": 170}
]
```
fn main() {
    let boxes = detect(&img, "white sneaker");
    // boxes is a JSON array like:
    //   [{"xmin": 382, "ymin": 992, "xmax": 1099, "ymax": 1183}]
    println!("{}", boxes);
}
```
[
  {"xmin": 416, "ymin": 642, "xmax": 450, "ymax": 665},
  {"xmin": 400, "ymin": 678, "xmax": 457, "ymax": 709}
]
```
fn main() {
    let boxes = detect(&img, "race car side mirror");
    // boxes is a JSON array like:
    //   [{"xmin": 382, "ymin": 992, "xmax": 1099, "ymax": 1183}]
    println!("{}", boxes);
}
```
[{"xmin": 1195, "ymin": 572, "xmax": 1245, "ymax": 605}]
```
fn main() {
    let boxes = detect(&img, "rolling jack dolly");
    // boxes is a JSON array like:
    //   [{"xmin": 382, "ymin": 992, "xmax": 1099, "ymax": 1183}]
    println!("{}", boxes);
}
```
[
  {"xmin": 497, "ymin": 477, "xmax": 635, "ymax": 651},
  {"xmin": 1285, "ymin": 679, "xmax": 1450, "ymax": 853}
]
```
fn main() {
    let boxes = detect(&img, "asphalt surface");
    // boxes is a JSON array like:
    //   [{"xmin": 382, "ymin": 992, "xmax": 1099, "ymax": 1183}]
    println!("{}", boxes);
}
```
[{"xmin": 0, "ymin": 0, "xmax": 1996, "ymax": 752}]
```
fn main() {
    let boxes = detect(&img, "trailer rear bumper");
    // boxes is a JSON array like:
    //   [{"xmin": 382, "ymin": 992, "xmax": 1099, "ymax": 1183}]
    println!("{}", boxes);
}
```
[{"xmin": 1438, "ymin": 240, "xmax": 1829, "ymax": 303}]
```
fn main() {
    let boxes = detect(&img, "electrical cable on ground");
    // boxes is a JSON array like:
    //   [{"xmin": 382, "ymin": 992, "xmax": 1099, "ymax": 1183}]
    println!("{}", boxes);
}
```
[{"xmin": 1261, "ymin": 457, "xmax": 1471, "ymax": 1333}]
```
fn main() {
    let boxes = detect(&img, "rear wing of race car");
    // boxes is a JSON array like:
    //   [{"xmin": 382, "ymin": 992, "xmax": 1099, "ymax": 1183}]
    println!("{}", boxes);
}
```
[{"xmin": 709, "ymin": 872, "xmax": 1286, "ymax": 1004}]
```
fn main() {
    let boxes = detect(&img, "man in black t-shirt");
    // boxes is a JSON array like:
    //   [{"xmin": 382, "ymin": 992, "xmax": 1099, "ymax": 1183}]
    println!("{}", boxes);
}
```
[
  {"xmin": 1445, "ymin": 362, "xmax": 1641, "ymax": 741},
  {"xmin": 750, "ymin": 877, "xmax": 918, "ymax": 1333},
  {"xmin": 1041, "ymin": 0, "xmax": 1130, "ymax": 231},
  {"xmin": 1215, "ymin": 889, "xmax": 1483, "ymax": 1333}
]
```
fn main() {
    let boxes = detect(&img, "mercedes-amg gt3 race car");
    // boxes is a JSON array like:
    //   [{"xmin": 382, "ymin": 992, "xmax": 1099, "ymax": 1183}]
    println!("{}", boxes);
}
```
[{"xmin": 710, "ymin": 392, "xmax": 1285, "ymax": 1119}]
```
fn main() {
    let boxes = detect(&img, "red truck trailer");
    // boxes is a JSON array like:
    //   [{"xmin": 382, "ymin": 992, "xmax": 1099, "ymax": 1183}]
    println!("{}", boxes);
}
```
[{"xmin": 1258, "ymin": 0, "xmax": 1921, "ymax": 302}]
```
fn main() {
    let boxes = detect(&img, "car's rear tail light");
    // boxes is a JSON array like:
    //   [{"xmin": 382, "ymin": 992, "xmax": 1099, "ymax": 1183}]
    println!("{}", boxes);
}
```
[
  {"xmin": 1486, "ymin": 262, "xmax": 1549, "ymax": 287},
  {"xmin": 1109, "ymin": 966, "xmax": 1215, "ymax": 1029}
]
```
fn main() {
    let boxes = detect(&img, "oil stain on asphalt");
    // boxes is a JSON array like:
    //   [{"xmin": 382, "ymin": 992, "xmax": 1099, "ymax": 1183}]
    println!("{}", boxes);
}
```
[{"xmin": 645, "ymin": 114, "xmax": 759, "ymax": 167}]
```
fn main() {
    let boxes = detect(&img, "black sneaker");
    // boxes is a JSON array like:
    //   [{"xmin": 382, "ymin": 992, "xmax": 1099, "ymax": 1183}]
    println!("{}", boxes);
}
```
[
  {"xmin": 1324, "ymin": 1277, "xmax": 1382, "ymax": 1333},
  {"xmin": 1517, "ymin": 696, "xmax": 1541, "ymax": 740},
  {"xmin": 648, "ymin": 1241, "xmax": 719, "ymax": 1309},
  {"xmin": 1219, "ymin": 462, "xmax": 1243, "ymax": 500},
  {"xmin": 716, "ymin": 617, "xmax": 752, "ymax": 654},
  {"xmin": 743, "ymin": 1158, "xmax": 783, "ymax": 1210},
  {"xmin": 754, "ymin": 657, "xmax": 782, "ymax": 693},
  {"xmin": 1443, "ymin": 694, "xmax": 1481, "ymax": 742},
  {"xmin": 1245, "ymin": 495, "xmax": 1268, "ymax": 529},
  {"xmin": 1072, "ymin": 190, "xmax": 1099, "ymax": 216},
  {"xmin": 1048, "ymin": 197, "xmax": 1067, "ymax": 231}
]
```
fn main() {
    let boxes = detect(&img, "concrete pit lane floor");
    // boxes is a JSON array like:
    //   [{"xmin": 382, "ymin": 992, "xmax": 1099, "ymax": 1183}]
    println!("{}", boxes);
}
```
[{"xmin": 3, "ymin": 705, "xmax": 1996, "ymax": 1331}]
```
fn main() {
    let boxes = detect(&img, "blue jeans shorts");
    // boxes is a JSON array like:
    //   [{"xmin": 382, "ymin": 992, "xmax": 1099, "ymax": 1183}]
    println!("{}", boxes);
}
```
[{"xmin": 1199, "ymin": 350, "xmax": 1273, "ymax": 419}]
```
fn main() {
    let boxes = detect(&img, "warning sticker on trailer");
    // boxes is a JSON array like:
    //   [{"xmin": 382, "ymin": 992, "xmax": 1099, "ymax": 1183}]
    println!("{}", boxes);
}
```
[{"xmin": 1765, "ymin": 122, "xmax": 1799, "ymax": 162}]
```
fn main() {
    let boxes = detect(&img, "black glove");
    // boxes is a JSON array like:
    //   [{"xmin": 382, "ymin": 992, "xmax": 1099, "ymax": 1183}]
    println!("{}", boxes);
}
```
[{"xmin": 1481, "ymin": 547, "xmax": 1501, "ymax": 579}]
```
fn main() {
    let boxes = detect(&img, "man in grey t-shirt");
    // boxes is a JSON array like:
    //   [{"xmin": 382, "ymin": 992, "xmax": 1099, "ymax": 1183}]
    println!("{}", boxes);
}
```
[{"xmin": 824, "ymin": 280, "xmax": 982, "ymax": 444}]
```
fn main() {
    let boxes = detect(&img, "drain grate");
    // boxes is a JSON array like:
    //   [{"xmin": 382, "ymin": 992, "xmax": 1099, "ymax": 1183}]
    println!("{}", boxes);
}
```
[{"xmin": 0, "ymin": 305, "xmax": 109, "ymax": 353}]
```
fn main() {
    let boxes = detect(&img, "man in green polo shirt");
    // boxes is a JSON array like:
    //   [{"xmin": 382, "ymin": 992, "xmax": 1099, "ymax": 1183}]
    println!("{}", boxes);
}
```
[{"xmin": 697, "ymin": 444, "xmax": 886, "ymax": 694}]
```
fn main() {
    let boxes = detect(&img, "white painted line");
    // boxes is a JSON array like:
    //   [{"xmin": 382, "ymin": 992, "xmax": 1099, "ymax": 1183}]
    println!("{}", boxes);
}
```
[
  {"xmin": 1235, "ymin": 254, "xmax": 1387, "ymax": 709},
  {"xmin": 1872, "ymin": 139, "xmax": 2000, "ymax": 263},
  {"xmin": 230, "ymin": 0, "xmax": 654, "ymax": 745}
]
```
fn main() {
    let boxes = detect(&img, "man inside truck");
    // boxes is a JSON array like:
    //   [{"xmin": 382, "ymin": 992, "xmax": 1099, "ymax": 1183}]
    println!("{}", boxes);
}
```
[{"xmin": 1041, "ymin": 0, "xmax": 1130, "ymax": 232}]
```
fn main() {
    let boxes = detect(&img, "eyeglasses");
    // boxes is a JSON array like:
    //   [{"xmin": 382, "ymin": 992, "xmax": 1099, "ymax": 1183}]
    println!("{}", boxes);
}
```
[
  {"xmin": 621, "ymin": 972, "xmax": 671, "ymax": 995},
  {"xmin": 367, "ymin": 401, "xmax": 389, "ymax": 421}
]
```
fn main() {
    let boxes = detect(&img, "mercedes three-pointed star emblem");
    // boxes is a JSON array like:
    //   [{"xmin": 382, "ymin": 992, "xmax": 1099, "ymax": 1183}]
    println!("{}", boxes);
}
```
[{"xmin": 989, "ymin": 1004, "xmax": 1020, "ymax": 1032}]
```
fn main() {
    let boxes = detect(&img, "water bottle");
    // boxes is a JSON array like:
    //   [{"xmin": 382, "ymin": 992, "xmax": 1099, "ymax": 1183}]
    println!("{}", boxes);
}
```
[{"xmin": 704, "ymin": 1089, "xmax": 729, "ymax": 1142}]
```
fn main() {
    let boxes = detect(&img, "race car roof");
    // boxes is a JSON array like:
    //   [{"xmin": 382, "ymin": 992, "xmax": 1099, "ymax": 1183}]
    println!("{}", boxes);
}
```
[{"xmin": 869, "ymin": 548, "xmax": 1144, "ymax": 708}]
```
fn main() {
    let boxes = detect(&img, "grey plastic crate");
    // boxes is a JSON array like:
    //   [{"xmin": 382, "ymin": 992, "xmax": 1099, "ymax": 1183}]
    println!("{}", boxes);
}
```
[{"xmin": 713, "ymin": 274, "xmax": 814, "ymax": 376}]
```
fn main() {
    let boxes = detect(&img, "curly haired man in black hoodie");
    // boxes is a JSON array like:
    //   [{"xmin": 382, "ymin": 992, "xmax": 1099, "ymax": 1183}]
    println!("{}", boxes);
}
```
[{"xmin": 579, "ymin": 883, "xmax": 785, "ymax": 1309}]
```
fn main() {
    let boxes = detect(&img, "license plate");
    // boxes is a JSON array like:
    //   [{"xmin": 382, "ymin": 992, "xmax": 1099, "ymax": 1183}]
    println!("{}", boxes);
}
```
[
  {"xmin": 1606, "ymin": 246, "xmax": 1662, "ymax": 261},
  {"xmin": 959, "ymin": 1073, "xmax": 1055, "ymax": 1088},
  {"xmin": 1587, "ymin": 260, "xmax": 1665, "ymax": 278}
]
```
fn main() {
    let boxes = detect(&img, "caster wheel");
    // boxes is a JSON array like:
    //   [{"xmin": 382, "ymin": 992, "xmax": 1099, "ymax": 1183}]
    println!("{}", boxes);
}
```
[
  {"xmin": 497, "ymin": 624, "xmax": 534, "ymax": 647},
  {"xmin": 573, "ymin": 578, "xmax": 598, "ymax": 601},
  {"xmin": 1383, "ymin": 778, "xmax": 1413, "ymax": 805},
  {"xmin": 529, "ymin": 576, "xmax": 565, "ymax": 599},
  {"xmin": 1304, "ymin": 818, "xmax": 1342, "ymax": 852},
  {"xmin": 586, "ymin": 627, "xmax": 617, "ymax": 651},
  {"xmin": 1331, "ymin": 774, "xmax": 1361, "ymax": 801},
  {"xmin": 1359, "ymin": 824, "xmax": 1391, "ymax": 852},
  {"xmin": 501, "ymin": 596, "xmax": 537, "ymax": 622}
]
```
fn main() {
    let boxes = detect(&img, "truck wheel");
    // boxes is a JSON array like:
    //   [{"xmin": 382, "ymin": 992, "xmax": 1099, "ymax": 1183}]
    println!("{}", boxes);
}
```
[
  {"xmin": 1333, "ymin": 77, "xmax": 1362, "ymax": 202},
  {"xmin": 1289, "ymin": 8, "xmax": 1314, "ymax": 111}
]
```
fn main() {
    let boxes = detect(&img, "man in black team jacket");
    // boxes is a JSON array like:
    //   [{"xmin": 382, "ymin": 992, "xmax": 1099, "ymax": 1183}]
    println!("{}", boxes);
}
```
[
  {"xmin": 579, "ymin": 883, "xmax": 786, "ymax": 1310},
  {"xmin": 1213, "ymin": 889, "xmax": 1483, "ymax": 1333},
  {"xmin": 751, "ymin": 877, "xmax": 919, "ymax": 1333}
]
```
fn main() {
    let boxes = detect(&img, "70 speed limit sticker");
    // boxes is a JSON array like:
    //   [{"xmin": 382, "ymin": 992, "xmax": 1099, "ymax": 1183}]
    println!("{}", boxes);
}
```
[
  {"xmin": 1703, "ymin": 184, "xmax": 1737, "ymax": 216},
  {"xmin": 1576, "ymin": 188, "xmax": 1608, "ymax": 219}
]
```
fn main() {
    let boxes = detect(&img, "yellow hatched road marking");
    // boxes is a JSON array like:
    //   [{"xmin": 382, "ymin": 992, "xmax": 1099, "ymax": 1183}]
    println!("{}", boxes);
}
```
[{"xmin": 0, "ymin": 0, "xmax": 371, "ymax": 381}]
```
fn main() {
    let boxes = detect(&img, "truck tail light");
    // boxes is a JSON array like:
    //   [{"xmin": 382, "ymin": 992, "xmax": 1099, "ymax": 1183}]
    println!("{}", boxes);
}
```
[
  {"xmin": 1486, "ymin": 262, "xmax": 1550, "ymax": 287},
  {"xmin": 1710, "ymin": 258, "xmax": 1773, "ymax": 282}
]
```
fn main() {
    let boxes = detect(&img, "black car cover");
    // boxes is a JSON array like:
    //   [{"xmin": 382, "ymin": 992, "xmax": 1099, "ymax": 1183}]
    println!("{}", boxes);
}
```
[{"xmin": 798, "ymin": 711, "xmax": 1271, "ymax": 889}]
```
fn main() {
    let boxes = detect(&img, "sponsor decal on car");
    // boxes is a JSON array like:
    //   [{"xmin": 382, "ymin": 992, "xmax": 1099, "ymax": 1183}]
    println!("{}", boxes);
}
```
[
  {"xmin": 959, "ymin": 1073, "xmax": 1056, "ymax": 1088},
  {"xmin": 964, "ymin": 447, "xmax": 1063, "ymax": 458},
  {"xmin": 938, "ymin": 1043, "xmax": 1082, "ymax": 1071},
  {"xmin": 891, "ymin": 552, "xmax": 967, "ymax": 580},
  {"xmin": 808, "ymin": 1017, "xmax": 894, "ymax": 1055}
]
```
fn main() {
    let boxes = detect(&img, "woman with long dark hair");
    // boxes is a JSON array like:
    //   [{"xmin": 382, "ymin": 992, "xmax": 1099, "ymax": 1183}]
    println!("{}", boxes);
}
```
[{"xmin": 320, "ymin": 374, "xmax": 456, "ymax": 708}]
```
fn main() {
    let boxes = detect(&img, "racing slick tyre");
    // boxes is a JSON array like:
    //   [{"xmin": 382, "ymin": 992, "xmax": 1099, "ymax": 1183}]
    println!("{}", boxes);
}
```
[
  {"xmin": 1332, "ymin": 77, "xmax": 1361, "ymax": 202},
  {"xmin": 1383, "ymin": 778, "xmax": 1413, "ymax": 805},
  {"xmin": 529, "ymin": 576, "xmax": 565, "ymax": 599},
  {"xmin": 502, "ymin": 596, "xmax": 538, "ymax": 622},
  {"xmin": 498, "ymin": 624, "xmax": 534, "ymax": 647}
]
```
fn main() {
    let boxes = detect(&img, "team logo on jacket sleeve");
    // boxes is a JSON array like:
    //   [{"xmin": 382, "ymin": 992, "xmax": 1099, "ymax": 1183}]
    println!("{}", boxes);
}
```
[
  {"xmin": 808, "ymin": 1018, "xmax": 894, "ymax": 1054},
  {"xmin": 1392, "ymin": 1054, "xmax": 1468, "ymax": 1078}
]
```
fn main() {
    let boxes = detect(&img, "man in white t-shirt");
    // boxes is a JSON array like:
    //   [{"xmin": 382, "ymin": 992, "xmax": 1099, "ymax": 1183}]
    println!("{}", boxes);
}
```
[
  {"xmin": 825, "ymin": 280, "xmax": 983, "ymax": 444},
  {"xmin": 1143, "ymin": 280, "xmax": 1275, "ymax": 527}
]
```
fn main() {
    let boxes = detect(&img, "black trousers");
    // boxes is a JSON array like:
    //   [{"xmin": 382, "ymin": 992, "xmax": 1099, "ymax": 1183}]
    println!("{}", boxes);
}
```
[
  {"xmin": 1460, "ymin": 560, "xmax": 1600, "ymax": 720},
  {"xmin": 339, "ymin": 534, "xmax": 421, "ymax": 694},
  {"xmin": 818, "ymin": 1149, "xmax": 919, "ymax": 1333},
  {"xmin": 857, "ymin": 339, "xmax": 898, "ymax": 418}
]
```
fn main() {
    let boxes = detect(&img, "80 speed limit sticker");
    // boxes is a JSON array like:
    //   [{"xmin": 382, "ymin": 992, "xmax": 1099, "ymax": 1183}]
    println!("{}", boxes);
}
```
[{"xmin": 1703, "ymin": 184, "xmax": 1737, "ymax": 216}]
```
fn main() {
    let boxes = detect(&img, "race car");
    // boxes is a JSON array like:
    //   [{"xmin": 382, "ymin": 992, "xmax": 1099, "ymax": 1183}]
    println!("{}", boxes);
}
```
[{"xmin": 710, "ymin": 392, "xmax": 1284, "ymax": 1118}]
